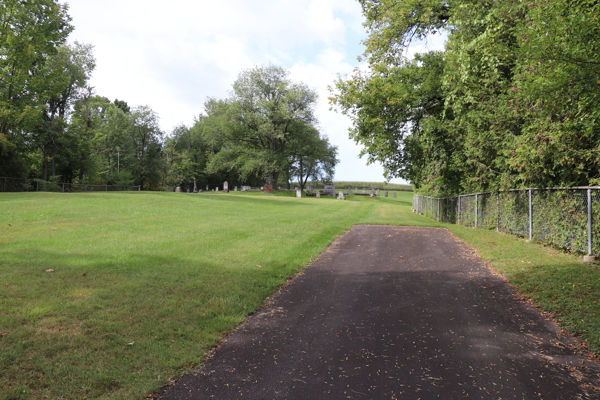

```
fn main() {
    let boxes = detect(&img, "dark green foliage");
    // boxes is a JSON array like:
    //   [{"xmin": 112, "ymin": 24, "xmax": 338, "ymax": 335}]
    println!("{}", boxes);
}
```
[{"xmin": 332, "ymin": 0, "xmax": 600, "ymax": 195}]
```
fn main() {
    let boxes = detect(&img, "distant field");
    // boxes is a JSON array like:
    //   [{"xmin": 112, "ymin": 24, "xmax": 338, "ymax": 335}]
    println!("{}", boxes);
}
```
[
  {"xmin": 332, "ymin": 181, "xmax": 412, "ymax": 191},
  {"xmin": 1, "ymin": 190, "xmax": 597, "ymax": 399}
]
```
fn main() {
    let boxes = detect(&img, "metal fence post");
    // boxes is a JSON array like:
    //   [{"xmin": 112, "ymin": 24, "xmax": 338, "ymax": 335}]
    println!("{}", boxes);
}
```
[
  {"xmin": 475, "ymin": 194, "xmax": 479, "ymax": 228},
  {"xmin": 438, "ymin": 198, "xmax": 441, "ymax": 222},
  {"xmin": 496, "ymin": 192, "xmax": 500, "ymax": 232},
  {"xmin": 528, "ymin": 189, "xmax": 533, "ymax": 241},
  {"xmin": 587, "ymin": 189, "xmax": 593, "ymax": 258},
  {"xmin": 457, "ymin": 195, "xmax": 461, "ymax": 225}
]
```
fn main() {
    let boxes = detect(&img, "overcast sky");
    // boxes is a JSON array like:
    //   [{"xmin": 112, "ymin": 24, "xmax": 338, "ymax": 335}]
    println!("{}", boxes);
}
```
[{"xmin": 64, "ymin": 0, "xmax": 445, "ymax": 184}]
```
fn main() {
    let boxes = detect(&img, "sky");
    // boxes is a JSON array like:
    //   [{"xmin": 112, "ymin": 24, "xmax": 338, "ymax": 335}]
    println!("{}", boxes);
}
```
[{"xmin": 63, "ymin": 0, "xmax": 445, "ymax": 185}]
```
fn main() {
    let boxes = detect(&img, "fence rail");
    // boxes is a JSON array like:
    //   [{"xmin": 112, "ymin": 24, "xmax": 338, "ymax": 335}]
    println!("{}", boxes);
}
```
[
  {"xmin": 0, "ymin": 177, "xmax": 140, "ymax": 193},
  {"xmin": 413, "ymin": 187, "xmax": 600, "ymax": 257}
]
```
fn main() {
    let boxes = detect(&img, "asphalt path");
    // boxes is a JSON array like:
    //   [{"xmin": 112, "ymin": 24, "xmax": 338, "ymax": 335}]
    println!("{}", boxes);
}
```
[{"xmin": 160, "ymin": 225, "xmax": 599, "ymax": 399}]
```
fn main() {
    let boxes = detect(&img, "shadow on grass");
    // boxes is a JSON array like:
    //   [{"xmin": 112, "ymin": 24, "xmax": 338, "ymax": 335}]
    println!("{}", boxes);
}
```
[{"xmin": 1, "ymin": 247, "xmax": 296, "ymax": 400}]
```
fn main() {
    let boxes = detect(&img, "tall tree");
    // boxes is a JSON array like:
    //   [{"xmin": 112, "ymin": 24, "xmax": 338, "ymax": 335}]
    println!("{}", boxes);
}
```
[
  {"xmin": 0, "ymin": 0, "xmax": 73, "ymax": 177},
  {"xmin": 333, "ymin": 0, "xmax": 600, "ymax": 194},
  {"xmin": 286, "ymin": 127, "xmax": 338, "ymax": 190},
  {"xmin": 129, "ymin": 105, "xmax": 164, "ymax": 189},
  {"xmin": 203, "ymin": 65, "xmax": 319, "ymax": 186},
  {"xmin": 33, "ymin": 42, "xmax": 95, "ymax": 181}
]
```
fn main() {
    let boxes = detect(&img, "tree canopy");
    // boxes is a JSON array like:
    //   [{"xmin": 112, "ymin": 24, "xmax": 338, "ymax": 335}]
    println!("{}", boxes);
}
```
[
  {"xmin": 202, "ymin": 65, "xmax": 337, "ymax": 188},
  {"xmin": 332, "ymin": 0, "xmax": 600, "ymax": 195},
  {"xmin": 1, "ymin": 4, "xmax": 337, "ymax": 190}
]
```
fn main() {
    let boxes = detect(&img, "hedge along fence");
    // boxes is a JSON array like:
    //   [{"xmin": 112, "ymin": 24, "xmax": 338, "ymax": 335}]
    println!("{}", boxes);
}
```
[{"xmin": 413, "ymin": 187, "xmax": 600, "ymax": 259}]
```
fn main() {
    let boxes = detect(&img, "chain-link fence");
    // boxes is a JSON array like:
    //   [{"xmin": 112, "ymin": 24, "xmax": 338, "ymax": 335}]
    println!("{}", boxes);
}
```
[
  {"xmin": 0, "ymin": 177, "xmax": 140, "ymax": 193},
  {"xmin": 413, "ymin": 187, "xmax": 600, "ymax": 256}
]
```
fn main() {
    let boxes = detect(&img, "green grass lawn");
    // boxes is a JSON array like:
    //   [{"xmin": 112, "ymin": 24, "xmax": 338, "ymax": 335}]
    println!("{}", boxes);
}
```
[{"xmin": 1, "ymin": 191, "xmax": 598, "ymax": 399}]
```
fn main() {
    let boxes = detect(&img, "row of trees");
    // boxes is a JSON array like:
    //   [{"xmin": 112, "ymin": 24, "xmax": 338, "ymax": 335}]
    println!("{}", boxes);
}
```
[
  {"xmin": 1, "ymin": 1, "xmax": 337, "ymax": 190},
  {"xmin": 332, "ymin": 0, "xmax": 600, "ymax": 196}
]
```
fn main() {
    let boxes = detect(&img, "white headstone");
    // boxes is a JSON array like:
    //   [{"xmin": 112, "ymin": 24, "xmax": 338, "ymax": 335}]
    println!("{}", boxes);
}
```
[
  {"xmin": 216, "ymin": 187, "xmax": 219, "ymax": 192},
  {"xmin": 206, "ymin": 185, "xmax": 209, "ymax": 191},
  {"xmin": 175, "ymin": 186, "xmax": 181, "ymax": 193},
  {"xmin": 393, "ymin": 192, "xmax": 396, "ymax": 198},
  {"xmin": 234, "ymin": 186, "xmax": 238, "ymax": 191},
  {"xmin": 223, "ymin": 181, "xmax": 229, "ymax": 193},
  {"xmin": 296, "ymin": 187, "xmax": 302, "ymax": 198},
  {"xmin": 316, "ymin": 192, "xmax": 320, "ymax": 198},
  {"xmin": 338, "ymin": 191, "xmax": 344, "ymax": 200}
]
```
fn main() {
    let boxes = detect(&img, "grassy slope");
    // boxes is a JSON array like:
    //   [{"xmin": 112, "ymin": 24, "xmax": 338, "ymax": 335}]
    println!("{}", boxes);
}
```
[{"xmin": 0, "ymin": 191, "xmax": 597, "ymax": 400}]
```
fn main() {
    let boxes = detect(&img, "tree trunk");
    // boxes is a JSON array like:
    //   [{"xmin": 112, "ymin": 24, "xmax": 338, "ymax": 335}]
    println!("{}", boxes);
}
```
[
  {"xmin": 43, "ymin": 155, "xmax": 48, "ymax": 181},
  {"xmin": 51, "ymin": 153, "xmax": 56, "ymax": 180}
]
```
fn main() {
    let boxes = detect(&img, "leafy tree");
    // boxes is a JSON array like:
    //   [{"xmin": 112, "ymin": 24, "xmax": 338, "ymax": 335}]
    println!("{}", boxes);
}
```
[
  {"xmin": 332, "ymin": 51, "xmax": 458, "ymax": 194},
  {"xmin": 113, "ymin": 99, "xmax": 131, "ymax": 114},
  {"xmin": 203, "ymin": 65, "xmax": 319, "ymax": 187},
  {"xmin": 129, "ymin": 106, "xmax": 164, "ymax": 189},
  {"xmin": 163, "ymin": 122, "xmax": 209, "ymax": 188},
  {"xmin": 511, "ymin": 0, "xmax": 600, "ymax": 186},
  {"xmin": 32, "ymin": 42, "xmax": 95, "ymax": 181},
  {"xmin": 0, "ymin": 0, "xmax": 73, "ymax": 177},
  {"xmin": 333, "ymin": 0, "xmax": 600, "ymax": 194},
  {"xmin": 90, "ymin": 102, "xmax": 132, "ymax": 184},
  {"xmin": 285, "ymin": 126, "xmax": 338, "ymax": 190}
]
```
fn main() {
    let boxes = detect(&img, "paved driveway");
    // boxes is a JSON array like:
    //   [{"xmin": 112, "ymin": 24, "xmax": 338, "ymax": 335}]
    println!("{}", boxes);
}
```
[{"xmin": 160, "ymin": 225, "xmax": 599, "ymax": 399}]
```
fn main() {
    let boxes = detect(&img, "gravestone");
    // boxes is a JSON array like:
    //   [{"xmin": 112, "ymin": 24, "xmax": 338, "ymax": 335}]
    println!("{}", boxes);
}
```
[
  {"xmin": 175, "ymin": 186, "xmax": 181, "ymax": 193},
  {"xmin": 393, "ymin": 192, "xmax": 396, "ymax": 198},
  {"xmin": 338, "ymin": 191, "xmax": 344, "ymax": 200},
  {"xmin": 323, "ymin": 184, "xmax": 335, "ymax": 196},
  {"xmin": 296, "ymin": 187, "xmax": 302, "ymax": 198},
  {"xmin": 206, "ymin": 185, "xmax": 209, "ymax": 191},
  {"xmin": 216, "ymin": 187, "xmax": 219, "ymax": 192},
  {"xmin": 370, "ymin": 193, "xmax": 374, "ymax": 197},
  {"xmin": 193, "ymin": 178, "xmax": 197, "ymax": 193},
  {"xmin": 385, "ymin": 191, "xmax": 388, "ymax": 197},
  {"xmin": 376, "ymin": 189, "xmax": 380, "ymax": 196},
  {"xmin": 212, "ymin": 189, "xmax": 215, "ymax": 192},
  {"xmin": 307, "ymin": 185, "xmax": 313, "ymax": 194},
  {"xmin": 264, "ymin": 185, "xmax": 273, "ymax": 194},
  {"xmin": 234, "ymin": 186, "xmax": 238, "ymax": 191},
  {"xmin": 316, "ymin": 192, "xmax": 320, "ymax": 198},
  {"xmin": 348, "ymin": 188, "xmax": 353, "ymax": 195},
  {"xmin": 223, "ymin": 181, "xmax": 229, "ymax": 193},
  {"xmin": 186, "ymin": 188, "xmax": 190, "ymax": 193}
]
